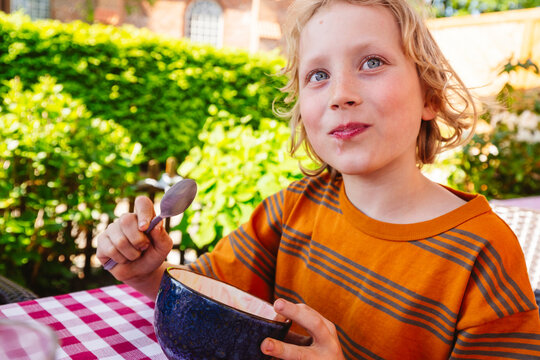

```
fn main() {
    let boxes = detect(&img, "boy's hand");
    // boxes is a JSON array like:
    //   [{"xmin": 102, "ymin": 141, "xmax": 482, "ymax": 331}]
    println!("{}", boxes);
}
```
[
  {"xmin": 261, "ymin": 299, "xmax": 345, "ymax": 360},
  {"xmin": 96, "ymin": 196, "xmax": 173, "ymax": 282}
]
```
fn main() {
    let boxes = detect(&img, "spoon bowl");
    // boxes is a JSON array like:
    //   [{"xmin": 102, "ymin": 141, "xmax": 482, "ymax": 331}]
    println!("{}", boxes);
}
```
[{"xmin": 103, "ymin": 178, "xmax": 197, "ymax": 271}]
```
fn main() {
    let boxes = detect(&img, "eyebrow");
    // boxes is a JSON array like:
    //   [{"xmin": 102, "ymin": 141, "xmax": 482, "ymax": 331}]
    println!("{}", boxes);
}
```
[{"xmin": 299, "ymin": 41, "xmax": 386, "ymax": 73}]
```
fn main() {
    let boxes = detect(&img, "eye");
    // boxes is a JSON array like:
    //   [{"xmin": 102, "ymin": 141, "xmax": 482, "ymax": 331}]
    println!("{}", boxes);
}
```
[
  {"xmin": 307, "ymin": 70, "xmax": 329, "ymax": 83},
  {"xmin": 361, "ymin": 57, "xmax": 383, "ymax": 70}
]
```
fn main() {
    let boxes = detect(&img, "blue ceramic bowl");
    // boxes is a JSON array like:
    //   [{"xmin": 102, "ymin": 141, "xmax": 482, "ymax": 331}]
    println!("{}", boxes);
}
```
[{"xmin": 154, "ymin": 267, "xmax": 291, "ymax": 360}]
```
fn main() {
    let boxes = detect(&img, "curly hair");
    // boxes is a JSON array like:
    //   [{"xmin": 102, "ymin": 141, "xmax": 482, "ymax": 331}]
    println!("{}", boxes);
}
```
[{"xmin": 275, "ymin": 0, "xmax": 479, "ymax": 178}]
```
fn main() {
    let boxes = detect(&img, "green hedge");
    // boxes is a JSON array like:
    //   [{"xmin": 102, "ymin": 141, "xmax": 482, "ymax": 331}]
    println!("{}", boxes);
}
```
[
  {"xmin": 0, "ymin": 12, "xmax": 286, "ymax": 163},
  {"xmin": 177, "ymin": 115, "xmax": 305, "ymax": 252},
  {"xmin": 0, "ymin": 76, "xmax": 142, "ymax": 295},
  {"xmin": 444, "ymin": 61, "xmax": 540, "ymax": 199}
]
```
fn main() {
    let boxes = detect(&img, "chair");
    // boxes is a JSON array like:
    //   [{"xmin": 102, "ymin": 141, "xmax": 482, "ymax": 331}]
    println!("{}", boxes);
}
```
[
  {"xmin": 491, "ymin": 205, "xmax": 540, "ymax": 309},
  {"xmin": 0, "ymin": 275, "xmax": 37, "ymax": 305}
]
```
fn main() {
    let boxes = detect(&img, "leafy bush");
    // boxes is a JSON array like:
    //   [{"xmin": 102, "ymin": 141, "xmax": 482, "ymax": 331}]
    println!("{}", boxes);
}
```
[
  {"xmin": 0, "ymin": 76, "xmax": 142, "ymax": 295},
  {"xmin": 176, "ymin": 115, "xmax": 304, "ymax": 252},
  {"xmin": 445, "ymin": 60, "xmax": 540, "ymax": 199},
  {"xmin": 0, "ymin": 12, "xmax": 286, "ymax": 163}
]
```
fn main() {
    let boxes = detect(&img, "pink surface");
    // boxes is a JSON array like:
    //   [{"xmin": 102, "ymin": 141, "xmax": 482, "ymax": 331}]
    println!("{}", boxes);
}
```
[
  {"xmin": 491, "ymin": 196, "xmax": 540, "ymax": 211},
  {"xmin": 171, "ymin": 268, "xmax": 280, "ymax": 321},
  {"xmin": 0, "ymin": 284, "xmax": 166, "ymax": 360}
]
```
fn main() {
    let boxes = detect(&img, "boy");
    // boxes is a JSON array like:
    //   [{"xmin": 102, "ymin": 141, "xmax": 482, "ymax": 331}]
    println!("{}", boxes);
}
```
[{"xmin": 97, "ymin": 0, "xmax": 540, "ymax": 358}]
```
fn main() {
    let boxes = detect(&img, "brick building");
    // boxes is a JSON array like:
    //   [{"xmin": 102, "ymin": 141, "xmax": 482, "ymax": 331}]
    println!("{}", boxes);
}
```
[
  {"xmin": 1, "ymin": 1, "xmax": 538, "ymax": 94},
  {"xmin": 0, "ymin": 0, "xmax": 291, "ymax": 52}
]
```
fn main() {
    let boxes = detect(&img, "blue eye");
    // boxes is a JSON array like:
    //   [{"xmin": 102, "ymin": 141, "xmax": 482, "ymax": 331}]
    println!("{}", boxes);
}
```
[
  {"xmin": 363, "ymin": 57, "xmax": 383, "ymax": 70},
  {"xmin": 308, "ymin": 70, "xmax": 329, "ymax": 82}
]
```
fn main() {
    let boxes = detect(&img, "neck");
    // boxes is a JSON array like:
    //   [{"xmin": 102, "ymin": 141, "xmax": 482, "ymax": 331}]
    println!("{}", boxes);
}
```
[{"xmin": 341, "ymin": 163, "xmax": 461, "ymax": 224}]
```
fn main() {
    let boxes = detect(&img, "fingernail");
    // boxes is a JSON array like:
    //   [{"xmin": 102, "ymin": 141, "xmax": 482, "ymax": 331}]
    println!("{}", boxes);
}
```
[
  {"xmin": 263, "ymin": 339, "xmax": 274, "ymax": 353},
  {"xmin": 139, "ymin": 243, "xmax": 149, "ymax": 251},
  {"xmin": 274, "ymin": 299, "xmax": 285, "ymax": 311},
  {"xmin": 138, "ymin": 220, "xmax": 148, "ymax": 230}
]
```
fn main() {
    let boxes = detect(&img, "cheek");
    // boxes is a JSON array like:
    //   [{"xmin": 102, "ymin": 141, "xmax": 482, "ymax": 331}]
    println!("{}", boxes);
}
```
[
  {"xmin": 379, "ymin": 79, "xmax": 424, "ymax": 126},
  {"xmin": 299, "ymin": 93, "xmax": 323, "ymax": 132}
]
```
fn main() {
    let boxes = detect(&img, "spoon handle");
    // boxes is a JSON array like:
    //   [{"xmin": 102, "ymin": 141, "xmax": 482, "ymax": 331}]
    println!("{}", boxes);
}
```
[
  {"xmin": 144, "ymin": 215, "xmax": 164, "ymax": 235},
  {"xmin": 103, "ymin": 215, "xmax": 164, "ymax": 271}
]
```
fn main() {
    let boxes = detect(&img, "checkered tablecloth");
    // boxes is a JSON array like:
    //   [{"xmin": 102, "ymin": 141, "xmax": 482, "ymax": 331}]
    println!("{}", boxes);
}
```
[{"xmin": 0, "ymin": 284, "xmax": 167, "ymax": 359}]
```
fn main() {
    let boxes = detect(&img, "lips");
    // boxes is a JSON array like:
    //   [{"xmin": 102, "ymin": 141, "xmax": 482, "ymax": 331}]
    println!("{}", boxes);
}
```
[{"xmin": 329, "ymin": 123, "xmax": 370, "ymax": 140}]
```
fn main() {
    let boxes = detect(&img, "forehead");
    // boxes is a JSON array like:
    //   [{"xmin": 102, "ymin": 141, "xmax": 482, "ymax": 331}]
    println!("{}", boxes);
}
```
[{"xmin": 298, "ymin": 2, "xmax": 402, "ymax": 59}]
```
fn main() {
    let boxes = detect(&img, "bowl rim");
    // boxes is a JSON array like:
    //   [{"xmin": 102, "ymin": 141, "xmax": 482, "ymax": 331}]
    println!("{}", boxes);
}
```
[{"xmin": 164, "ymin": 267, "xmax": 292, "ymax": 326}]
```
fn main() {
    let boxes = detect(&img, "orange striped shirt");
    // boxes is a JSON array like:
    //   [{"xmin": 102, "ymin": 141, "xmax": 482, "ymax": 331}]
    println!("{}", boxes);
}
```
[{"xmin": 188, "ymin": 173, "xmax": 540, "ymax": 359}]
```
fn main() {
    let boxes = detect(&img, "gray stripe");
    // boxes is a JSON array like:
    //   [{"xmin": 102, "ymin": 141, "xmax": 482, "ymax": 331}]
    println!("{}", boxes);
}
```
[
  {"xmin": 281, "ymin": 233, "xmax": 311, "ymax": 258},
  {"xmin": 310, "ymin": 247, "xmax": 456, "ymax": 328},
  {"xmin": 316, "ymin": 176, "xmax": 341, "ymax": 197},
  {"xmin": 283, "ymin": 224, "xmax": 311, "ymax": 241},
  {"xmin": 413, "ymin": 241, "xmax": 473, "ymax": 270},
  {"xmin": 478, "ymin": 250, "xmax": 525, "ymax": 312},
  {"xmin": 461, "ymin": 331, "xmax": 540, "ymax": 340},
  {"xmin": 452, "ymin": 229, "xmax": 536, "ymax": 309},
  {"xmin": 338, "ymin": 335, "xmax": 369, "ymax": 360},
  {"xmin": 232, "ymin": 230, "xmax": 274, "ymax": 281},
  {"xmin": 426, "ymin": 237, "xmax": 476, "ymax": 262},
  {"xmin": 306, "ymin": 179, "xmax": 340, "ymax": 206},
  {"xmin": 451, "ymin": 347, "xmax": 537, "ymax": 360},
  {"xmin": 443, "ymin": 232, "xmax": 525, "ymax": 313},
  {"xmin": 440, "ymin": 232, "xmax": 483, "ymax": 252},
  {"xmin": 229, "ymin": 233, "xmax": 273, "ymax": 288},
  {"xmin": 314, "ymin": 240, "xmax": 458, "ymax": 320},
  {"xmin": 431, "ymin": 233, "xmax": 515, "ymax": 314},
  {"xmin": 279, "ymin": 243, "xmax": 454, "ymax": 344},
  {"xmin": 200, "ymin": 253, "xmax": 217, "ymax": 279},
  {"xmin": 423, "ymin": 236, "xmax": 518, "ymax": 313},
  {"xmin": 474, "ymin": 255, "xmax": 516, "ymax": 314},
  {"xmin": 188, "ymin": 261, "xmax": 203, "ymax": 275},
  {"xmin": 288, "ymin": 182, "xmax": 343, "ymax": 214},
  {"xmin": 274, "ymin": 283, "xmax": 306, "ymax": 304},
  {"xmin": 336, "ymin": 325, "xmax": 385, "ymax": 360},
  {"xmin": 470, "ymin": 270, "xmax": 505, "ymax": 317},
  {"xmin": 237, "ymin": 226, "xmax": 275, "ymax": 271},
  {"xmin": 272, "ymin": 287, "xmax": 372, "ymax": 360},
  {"xmin": 413, "ymin": 240, "xmax": 505, "ymax": 316},
  {"xmin": 262, "ymin": 195, "xmax": 281, "ymax": 236},
  {"xmin": 456, "ymin": 338, "xmax": 540, "ymax": 351},
  {"xmin": 307, "ymin": 253, "xmax": 455, "ymax": 338}
]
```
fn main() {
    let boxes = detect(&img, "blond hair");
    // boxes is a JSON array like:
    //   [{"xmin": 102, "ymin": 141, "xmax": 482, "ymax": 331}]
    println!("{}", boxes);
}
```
[{"xmin": 275, "ymin": 0, "xmax": 478, "ymax": 178}]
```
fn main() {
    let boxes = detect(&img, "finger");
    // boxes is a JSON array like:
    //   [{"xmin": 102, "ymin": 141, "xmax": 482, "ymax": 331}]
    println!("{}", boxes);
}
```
[
  {"xmin": 261, "ymin": 337, "xmax": 310, "ymax": 360},
  {"xmin": 118, "ymin": 213, "xmax": 151, "ymax": 253},
  {"xmin": 274, "ymin": 299, "xmax": 335, "ymax": 344},
  {"xmin": 284, "ymin": 330, "xmax": 313, "ymax": 347},
  {"xmin": 134, "ymin": 196, "xmax": 156, "ymax": 231},
  {"xmin": 140, "ymin": 221, "xmax": 173, "ymax": 263},
  {"xmin": 96, "ymin": 232, "xmax": 128, "ymax": 265},
  {"xmin": 107, "ymin": 216, "xmax": 143, "ymax": 262}
]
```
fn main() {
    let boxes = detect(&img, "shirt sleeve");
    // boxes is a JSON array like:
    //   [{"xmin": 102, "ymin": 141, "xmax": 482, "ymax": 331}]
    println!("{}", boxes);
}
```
[
  {"xmin": 450, "ymin": 229, "xmax": 540, "ymax": 359},
  {"xmin": 187, "ymin": 190, "xmax": 285, "ymax": 302}
]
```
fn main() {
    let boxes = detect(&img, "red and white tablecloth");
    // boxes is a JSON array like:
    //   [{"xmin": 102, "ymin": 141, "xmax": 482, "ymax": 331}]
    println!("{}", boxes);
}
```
[{"xmin": 0, "ymin": 284, "xmax": 167, "ymax": 359}]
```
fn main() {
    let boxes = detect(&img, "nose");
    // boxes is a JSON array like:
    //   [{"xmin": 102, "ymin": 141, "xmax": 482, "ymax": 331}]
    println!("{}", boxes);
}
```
[{"xmin": 329, "ymin": 75, "xmax": 362, "ymax": 110}]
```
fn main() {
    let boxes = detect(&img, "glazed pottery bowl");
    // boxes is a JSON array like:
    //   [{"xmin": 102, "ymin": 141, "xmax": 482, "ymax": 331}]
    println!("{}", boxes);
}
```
[{"xmin": 154, "ymin": 267, "xmax": 291, "ymax": 360}]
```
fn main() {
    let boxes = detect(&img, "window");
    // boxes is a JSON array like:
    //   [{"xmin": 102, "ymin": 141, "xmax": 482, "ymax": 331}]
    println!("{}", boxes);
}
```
[
  {"xmin": 185, "ymin": 0, "xmax": 223, "ymax": 48},
  {"xmin": 9, "ymin": 0, "xmax": 50, "ymax": 19}
]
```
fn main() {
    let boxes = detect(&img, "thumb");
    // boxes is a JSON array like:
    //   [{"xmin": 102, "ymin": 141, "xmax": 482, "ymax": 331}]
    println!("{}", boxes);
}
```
[
  {"xmin": 148, "ymin": 219, "xmax": 173, "ymax": 255},
  {"xmin": 134, "ymin": 196, "xmax": 156, "ymax": 231}
]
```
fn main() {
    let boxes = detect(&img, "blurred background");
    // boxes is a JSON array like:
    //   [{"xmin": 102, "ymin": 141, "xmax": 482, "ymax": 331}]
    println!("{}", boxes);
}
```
[{"xmin": 0, "ymin": 0, "xmax": 539, "ymax": 298}]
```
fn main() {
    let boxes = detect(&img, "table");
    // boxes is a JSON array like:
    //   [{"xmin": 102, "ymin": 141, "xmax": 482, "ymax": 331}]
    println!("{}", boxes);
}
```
[
  {"xmin": 0, "ymin": 284, "xmax": 167, "ymax": 359},
  {"xmin": 490, "ymin": 195, "xmax": 540, "ymax": 211}
]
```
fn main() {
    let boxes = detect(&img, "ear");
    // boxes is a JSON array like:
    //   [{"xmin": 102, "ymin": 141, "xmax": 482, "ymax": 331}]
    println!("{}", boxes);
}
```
[
  {"xmin": 422, "ymin": 105, "xmax": 436, "ymax": 121},
  {"xmin": 421, "ymin": 100, "xmax": 437, "ymax": 121}
]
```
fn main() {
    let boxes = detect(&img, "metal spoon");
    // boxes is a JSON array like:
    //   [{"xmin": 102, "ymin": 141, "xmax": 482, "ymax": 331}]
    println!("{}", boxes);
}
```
[{"xmin": 103, "ymin": 178, "xmax": 197, "ymax": 271}]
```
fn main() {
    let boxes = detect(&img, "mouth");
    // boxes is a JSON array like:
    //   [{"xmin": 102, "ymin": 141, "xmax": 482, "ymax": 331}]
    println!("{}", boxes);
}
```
[{"xmin": 329, "ymin": 122, "xmax": 370, "ymax": 140}]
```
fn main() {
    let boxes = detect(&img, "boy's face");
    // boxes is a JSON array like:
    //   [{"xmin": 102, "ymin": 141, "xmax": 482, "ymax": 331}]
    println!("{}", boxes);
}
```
[{"xmin": 298, "ymin": 2, "xmax": 435, "ymax": 178}]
